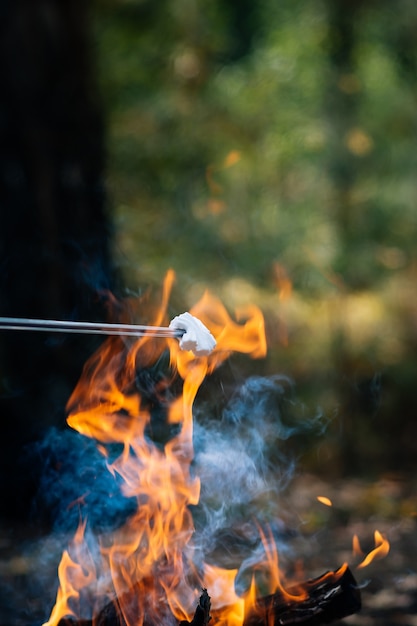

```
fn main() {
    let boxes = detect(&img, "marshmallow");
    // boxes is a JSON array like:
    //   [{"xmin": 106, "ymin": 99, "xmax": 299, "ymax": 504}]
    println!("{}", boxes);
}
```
[{"xmin": 169, "ymin": 312, "xmax": 216, "ymax": 357}]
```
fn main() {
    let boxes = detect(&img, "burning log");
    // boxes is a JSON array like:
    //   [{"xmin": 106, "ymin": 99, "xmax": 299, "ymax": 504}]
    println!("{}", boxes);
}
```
[
  {"xmin": 242, "ymin": 565, "xmax": 361, "ymax": 626},
  {"xmin": 179, "ymin": 589, "xmax": 212, "ymax": 626},
  {"xmin": 56, "ymin": 566, "xmax": 360, "ymax": 626}
]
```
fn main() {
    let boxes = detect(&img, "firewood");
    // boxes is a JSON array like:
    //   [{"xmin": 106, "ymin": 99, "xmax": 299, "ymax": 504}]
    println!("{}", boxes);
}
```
[
  {"xmin": 242, "ymin": 565, "xmax": 361, "ymax": 626},
  {"xmin": 57, "ymin": 588, "xmax": 210, "ymax": 626},
  {"xmin": 179, "ymin": 588, "xmax": 211, "ymax": 626},
  {"xmin": 57, "ymin": 567, "xmax": 360, "ymax": 626}
]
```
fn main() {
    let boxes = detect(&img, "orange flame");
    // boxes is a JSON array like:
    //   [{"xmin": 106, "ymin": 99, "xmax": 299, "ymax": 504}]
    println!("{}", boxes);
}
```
[
  {"xmin": 352, "ymin": 534, "xmax": 363, "ymax": 558},
  {"xmin": 257, "ymin": 525, "xmax": 308, "ymax": 603},
  {"xmin": 45, "ymin": 519, "xmax": 97, "ymax": 624},
  {"xmin": 354, "ymin": 530, "xmax": 390, "ymax": 569},
  {"xmin": 43, "ymin": 272, "xmax": 270, "ymax": 626}
]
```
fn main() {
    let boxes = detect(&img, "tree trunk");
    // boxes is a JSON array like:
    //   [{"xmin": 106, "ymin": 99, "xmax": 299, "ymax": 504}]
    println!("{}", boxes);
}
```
[{"xmin": 0, "ymin": 0, "xmax": 118, "ymax": 523}]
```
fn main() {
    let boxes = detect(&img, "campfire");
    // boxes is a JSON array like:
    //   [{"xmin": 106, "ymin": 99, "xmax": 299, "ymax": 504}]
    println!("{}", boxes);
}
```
[{"xmin": 28, "ymin": 271, "xmax": 387, "ymax": 626}]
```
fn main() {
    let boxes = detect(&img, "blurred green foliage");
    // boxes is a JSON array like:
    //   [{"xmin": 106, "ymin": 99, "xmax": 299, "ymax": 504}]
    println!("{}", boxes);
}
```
[{"xmin": 91, "ymin": 0, "xmax": 417, "ymax": 477}]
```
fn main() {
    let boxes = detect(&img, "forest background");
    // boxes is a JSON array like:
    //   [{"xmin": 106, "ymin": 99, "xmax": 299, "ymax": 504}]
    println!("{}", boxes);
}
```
[
  {"xmin": 1, "ymin": 0, "xmax": 417, "ymax": 516},
  {"xmin": 94, "ymin": 0, "xmax": 417, "ymax": 478}
]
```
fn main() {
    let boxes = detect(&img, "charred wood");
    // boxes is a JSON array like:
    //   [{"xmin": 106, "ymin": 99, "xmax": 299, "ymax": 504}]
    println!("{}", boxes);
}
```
[
  {"xmin": 242, "ymin": 565, "xmax": 361, "ymax": 626},
  {"xmin": 56, "ymin": 567, "xmax": 360, "ymax": 626},
  {"xmin": 180, "ymin": 589, "xmax": 212, "ymax": 626}
]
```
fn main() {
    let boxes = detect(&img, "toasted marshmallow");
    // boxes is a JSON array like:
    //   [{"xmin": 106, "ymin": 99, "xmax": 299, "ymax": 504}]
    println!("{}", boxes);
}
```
[{"xmin": 169, "ymin": 312, "xmax": 216, "ymax": 356}]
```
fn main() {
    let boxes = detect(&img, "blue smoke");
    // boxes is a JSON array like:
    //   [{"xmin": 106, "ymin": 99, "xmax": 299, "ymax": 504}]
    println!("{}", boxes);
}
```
[
  {"xmin": 190, "ymin": 375, "xmax": 327, "ymax": 575},
  {"xmin": 32, "ymin": 426, "xmax": 136, "ymax": 533}
]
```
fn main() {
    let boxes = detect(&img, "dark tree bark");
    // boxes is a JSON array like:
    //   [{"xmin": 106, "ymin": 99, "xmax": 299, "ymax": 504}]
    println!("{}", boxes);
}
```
[{"xmin": 0, "ymin": 0, "xmax": 118, "ymax": 523}]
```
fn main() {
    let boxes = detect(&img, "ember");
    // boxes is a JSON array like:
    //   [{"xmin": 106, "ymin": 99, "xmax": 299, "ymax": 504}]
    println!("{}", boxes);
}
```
[{"xmin": 40, "ymin": 271, "xmax": 363, "ymax": 626}]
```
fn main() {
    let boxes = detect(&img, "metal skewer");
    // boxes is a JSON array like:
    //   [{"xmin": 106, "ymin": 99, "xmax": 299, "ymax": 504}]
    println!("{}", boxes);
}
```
[{"xmin": 0, "ymin": 317, "xmax": 185, "ymax": 338}]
